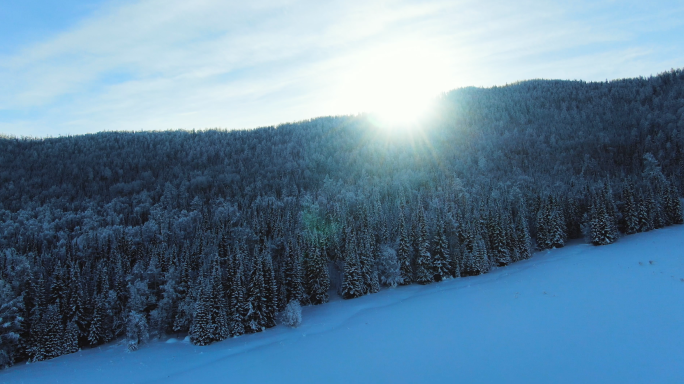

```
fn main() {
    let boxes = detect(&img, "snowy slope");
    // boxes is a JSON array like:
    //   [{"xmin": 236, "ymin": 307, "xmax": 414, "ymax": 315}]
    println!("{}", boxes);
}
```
[{"xmin": 3, "ymin": 226, "xmax": 683, "ymax": 384}]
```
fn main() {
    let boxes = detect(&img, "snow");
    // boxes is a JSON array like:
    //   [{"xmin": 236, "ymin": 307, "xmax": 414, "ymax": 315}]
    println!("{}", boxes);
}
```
[{"xmin": 3, "ymin": 226, "xmax": 684, "ymax": 383}]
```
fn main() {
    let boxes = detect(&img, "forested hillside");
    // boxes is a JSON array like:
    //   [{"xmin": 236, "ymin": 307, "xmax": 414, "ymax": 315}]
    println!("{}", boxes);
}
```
[{"xmin": 0, "ymin": 69, "xmax": 683, "ymax": 367}]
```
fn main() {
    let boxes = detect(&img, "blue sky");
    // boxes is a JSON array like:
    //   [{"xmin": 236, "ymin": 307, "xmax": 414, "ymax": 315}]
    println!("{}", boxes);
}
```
[{"xmin": 1, "ymin": 0, "xmax": 683, "ymax": 137}]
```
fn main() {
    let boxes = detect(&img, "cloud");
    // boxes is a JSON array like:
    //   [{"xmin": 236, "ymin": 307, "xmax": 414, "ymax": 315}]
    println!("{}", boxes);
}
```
[{"xmin": 0, "ymin": 0, "xmax": 683, "ymax": 136}]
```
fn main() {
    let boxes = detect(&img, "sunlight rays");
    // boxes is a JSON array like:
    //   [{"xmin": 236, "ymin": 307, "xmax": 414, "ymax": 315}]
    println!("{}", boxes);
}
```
[{"xmin": 334, "ymin": 40, "xmax": 452, "ymax": 129}]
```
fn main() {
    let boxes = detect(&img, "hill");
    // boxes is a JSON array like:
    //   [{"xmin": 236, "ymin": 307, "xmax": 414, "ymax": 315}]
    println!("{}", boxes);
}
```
[{"xmin": 0, "ymin": 70, "xmax": 683, "ymax": 366}]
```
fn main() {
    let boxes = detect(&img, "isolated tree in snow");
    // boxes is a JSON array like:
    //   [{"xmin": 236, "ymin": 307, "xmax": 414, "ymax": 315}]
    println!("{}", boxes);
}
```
[
  {"xmin": 279, "ymin": 300, "xmax": 302, "ymax": 328},
  {"xmin": 377, "ymin": 244, "xmax": 403, "ymax": 287}
]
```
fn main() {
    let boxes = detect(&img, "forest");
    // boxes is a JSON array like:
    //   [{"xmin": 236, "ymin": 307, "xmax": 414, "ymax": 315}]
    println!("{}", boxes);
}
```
[{"xmin": 0, "ymin": 69, "xmax": 682, "ymax": 367}]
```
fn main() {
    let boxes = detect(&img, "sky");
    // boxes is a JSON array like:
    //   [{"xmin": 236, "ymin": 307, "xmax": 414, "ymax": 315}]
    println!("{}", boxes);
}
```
[{"xmin": 1, "ymin": 0, "xmax": 683, "ymax": 137}]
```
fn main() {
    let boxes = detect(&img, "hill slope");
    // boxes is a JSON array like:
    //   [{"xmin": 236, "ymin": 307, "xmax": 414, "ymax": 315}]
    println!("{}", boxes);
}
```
[{"xmin": 3, "ymin": 226, "xmax": 683, "ymax": 384}]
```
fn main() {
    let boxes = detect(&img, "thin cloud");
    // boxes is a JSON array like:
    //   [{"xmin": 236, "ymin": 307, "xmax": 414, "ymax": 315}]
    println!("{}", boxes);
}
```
[{"xmin": 0, "ymin": 0, "xmax": 682, "ymax": 136}]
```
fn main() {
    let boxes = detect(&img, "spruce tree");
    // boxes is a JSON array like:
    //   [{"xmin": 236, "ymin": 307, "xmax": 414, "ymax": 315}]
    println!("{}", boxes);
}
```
[
  {"xmin": 262, "ymin": 251, "xmax": 278, "ymax": 329},
  {"xmin": 590, "ymin": 190, "xmax": 618, "ymax": 246},
  {"xmin": 514, "ymin": 210, "xmax": 532, "ymax": 260},
  {"xmin": 342, "ymin": 229, "xmax": 363, "ymax": 299},
  {"xmin": 621, "ymin": 183, "xmax": 639, "ymax": 234},
  {"xmin": 190, "ymin": 278, "xmax": 213, "ymax": 346},
  {"xmin": 665, "ymin": 183, "xmax": 683, "ymax": 224},
  {"xmin": 359, "ymin": 228, "xmax": 379, "ymax": 294},
  {"xmin": 228, "ymin": 251, "xmax": 246, "ymax": 337},
  {"xmin": 88, "ymin": 294, "xmax": 104, "ymax": 346},
  {"xmin": 397, "ymin": 210, "xmax": 413, "ymax": 285},
  {"xmin": 304, "ymin": 239, "xmax": 329, "ymax": 305},
  {"xmin": 536, "ymin": 198, "xmax": 550, "ymax": 250},
  {"xmin": 488, "ymin": 211, "xmax": 510, "ymax": 266},
  {"xmin": 209, "ymin": 260, "xmax": 229, "ymax": 342},
  {"xmin": 0, "ymin": 280, "xmax": 24, "ymax": 368},
  {"xmin": 283, "ymin": 240, "xmax": 304, "ymax": 304},
  {"xmin": 471, "ymin": 233, "xmax": 490, "ymax": 275},
  {"xmin": 64, "ymin": 321, "xmax": 79, "ymax": 354},
  {"xmin": 549, "ymin": 197, "xmax": 566, "ymax": 248},
  {"xmin": 636, "ymin": 192, "xmax": 653, "ymax": 232},
  {"xmin": 43, "ymin": 302, "xmax": 63, "ymax": 359},
  {"xmin": 432, "ymin": 217, "xmax": 450, "ymax": 282},
  {"xmin": 245, "ymin": 251, "xmax": 266, "ymax": 334},
  {"xmin": 414, "ymin": 207, "xmax": 433, "ymax": 285}
]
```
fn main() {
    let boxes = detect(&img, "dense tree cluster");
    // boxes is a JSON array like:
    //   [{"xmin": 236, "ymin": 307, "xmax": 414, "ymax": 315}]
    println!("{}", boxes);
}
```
[{"xmin": 0, "ymin": 69, "xmax": 683, "ymax": 367}]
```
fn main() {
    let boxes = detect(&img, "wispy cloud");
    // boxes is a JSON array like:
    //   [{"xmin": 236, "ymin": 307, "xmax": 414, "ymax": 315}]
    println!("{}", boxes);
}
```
[{"xmin": 1, "ymin": 0, "xmax": 683, "ymax": 136}]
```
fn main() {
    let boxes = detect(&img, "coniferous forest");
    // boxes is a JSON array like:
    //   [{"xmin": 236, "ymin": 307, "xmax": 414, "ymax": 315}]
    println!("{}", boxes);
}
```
[{"xmin": 1, "ymin": 70, "xmax": 683, "ymax": 367}]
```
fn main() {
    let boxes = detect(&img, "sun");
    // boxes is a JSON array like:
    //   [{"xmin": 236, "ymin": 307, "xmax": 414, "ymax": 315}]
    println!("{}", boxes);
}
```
[{"xmin": 334, "ymin": 40, "xmax": 452, "ymax": 128}]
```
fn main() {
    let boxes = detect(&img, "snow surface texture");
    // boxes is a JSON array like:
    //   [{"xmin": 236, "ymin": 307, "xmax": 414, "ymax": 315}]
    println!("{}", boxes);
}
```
[{"xmin": 3, "ymin": 226, "xmax": 683, "ymax": 384}]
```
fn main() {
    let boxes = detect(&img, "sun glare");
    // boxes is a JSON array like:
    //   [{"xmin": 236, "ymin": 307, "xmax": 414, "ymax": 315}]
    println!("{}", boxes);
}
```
[{"xmin": 335, "ymin": 40, "xmax": 452, "ymax": 129}]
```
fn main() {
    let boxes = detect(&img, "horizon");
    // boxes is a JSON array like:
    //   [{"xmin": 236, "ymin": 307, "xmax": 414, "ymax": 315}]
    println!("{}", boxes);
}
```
[
  {"xmin": 0, "ymin": 69, "xmax": 680, "ymax": 140},
  {"xmin": 1, "ymin": 0, "xmax": 683, "ymax": 137}
]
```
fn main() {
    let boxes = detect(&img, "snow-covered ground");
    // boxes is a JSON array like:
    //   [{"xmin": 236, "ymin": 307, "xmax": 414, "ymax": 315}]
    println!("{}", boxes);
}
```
[{"xmin": 3, "ymin": 226, "xmax": 684, "ymax": 384}]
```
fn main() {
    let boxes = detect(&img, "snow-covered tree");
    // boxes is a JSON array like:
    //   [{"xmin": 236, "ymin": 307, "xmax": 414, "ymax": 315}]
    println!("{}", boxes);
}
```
[
  {"xmin": 279, "ymin": 300, "xmax": 302, "ymax": 328},
  {"xmin": 397, "ymin": 210, "xmax": 413, "ymax": 285},
  {"xmin": 342, "ymin": 229, "xmax": 363, "ymax": 299},
  {"xmin": 432, "ymin": 217, "xmax": 450, "ymax": 282},
  {"xmin": 414, "ymin": 207, "xmax": 433, "ymax": 285},
  {"xmin": 377, "ymin": 244, "xmax": 403, "ymax": 288}
]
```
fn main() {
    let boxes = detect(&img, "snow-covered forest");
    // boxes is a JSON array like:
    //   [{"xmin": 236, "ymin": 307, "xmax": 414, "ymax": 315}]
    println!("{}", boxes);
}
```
[{"xmin": 0, "ymin": 69, "xmax": 683, "ymax": 368}]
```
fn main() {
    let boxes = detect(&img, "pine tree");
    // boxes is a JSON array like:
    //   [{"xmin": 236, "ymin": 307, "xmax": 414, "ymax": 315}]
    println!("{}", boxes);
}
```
[
  {"xmin": 488, "ymin": 211, "xmax": 510, "ymax": 266},
  {"xmin": 648, "ymin": 188, "xmax": 666, "ymax": 229},
  {"xmin": 43, "ymin": 302, "xmax": 64, "ymax": 359},
  {"xmin": 665, "ymin": 183, "xmax": 683, "ymax": 224},
  {"xmin": 565, "ymin": 196, "xmax": 582, "ymax": 239},
  {"xmin": 88, "ymin": 294, "xmax": 104, "ymax": 346},
  {"xmin": 549, "ymin": 197, "xmax": 566, "ymax": 248},
  {"xmin": 432, "ymin": 217, "xmax": 450, "ymax": 282},
  {"xmin": 0, "ymin": 280, "xmax": 24, "ymax": 368},
  {"xmin": 621, "ymin": 183, "xmax": 639, "ymax": 234},
  {"xmin": 262, "ymin": 251, "xmax": 278, "ymax": 329},
  {"xmin": 27, "ymin": 274, "xmax": 47, "ymax": 362},
  {"xmin": 636, "ymin": 192, "xmax": 653, "ymax": 232},
  {"xmin": 342, "ymin": 229, "xmax": 363, "ymax": 299},
  {"xmin": 209, "ymin": 260, "xmax": 229, "ymax": 342},
  {"xmin": 304, "ymin": 239, "xmax": 329, "ymax": 305},
  {"xmin": 414, "ymin": 207, "xmax": 433, "ymax": 285},
  {"xmin": 66, "ymin": 261, "xmax": 85, "ymax": 345},
  {"xmin": 228, "ymin": 250, "xmax": 246, "ymax": 337},
  {"xmin": 590, "ymin": 189, "xmax": 618, "ymax": 246},
  {"xmin": 64, "ymin": 320, "xmax": 79, "ymax": 354},
  {"xmin": 536, "ymin": 198, "xmax": 550, "ymax": 250},
  {"xmin": 514, "ymin": 210, "xmax": 532, "ymax": 260},
  {"xmin": 471, "ymin": 234, "xmax": 490, "ymax": 275},
  {"xmin": 245, "ymin": 251, "xmax": 266, "ymax": 333},
  {"xmin": 172, "ymin": 252, "xmax": 192, "ymax": 333},
  {"xmin": 190, "ymin": 278, "xmax": 212, "ymax": 346},
  {"xmin": 283, "ymin": 240, "xmax": 304, "ymax": 304},
  {"xmin": 359, "ymin": 228, "xmax": 379, "ymax": 294},
  {"xmin": 397, "ymin": 210, "xmax": 413, "ymax": 285}
]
